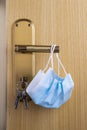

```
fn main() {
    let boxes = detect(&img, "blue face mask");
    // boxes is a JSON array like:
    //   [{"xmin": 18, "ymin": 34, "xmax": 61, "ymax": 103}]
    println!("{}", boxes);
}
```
[{"xmin": 26, "ymin": 45, "xmax": 74, "ymax": 108}]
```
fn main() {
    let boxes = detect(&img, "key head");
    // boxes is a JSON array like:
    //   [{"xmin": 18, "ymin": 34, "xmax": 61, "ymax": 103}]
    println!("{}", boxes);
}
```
[{"xmin": 20, "ymin": 76, "xmax": 28, "ymax": 89}]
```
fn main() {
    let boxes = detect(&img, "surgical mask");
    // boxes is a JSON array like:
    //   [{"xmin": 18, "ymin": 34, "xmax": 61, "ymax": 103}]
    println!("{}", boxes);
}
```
[{"xmin": 26, "ymin": 45, "xmax": 74, "ymax": 108}]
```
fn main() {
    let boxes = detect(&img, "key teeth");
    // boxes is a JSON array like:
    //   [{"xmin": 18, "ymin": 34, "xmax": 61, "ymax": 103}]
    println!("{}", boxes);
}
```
[
  {"xmin": 24, "ymin": 102, "xmax": 28, "ymax": 109},
  {"xmin": 15, "ymin": 90, "xmax": 31, "ymax": 109},
  {"xmin": 15, "ymin": 98, "xmax": 19, "ymax": 109},
  {"xmin": 15, "ymin": 105, "xmax": 17, "ymax": 109},
  {"xmin": 14, "ymin": 102, "xmax": 18, "ymax": 109}
]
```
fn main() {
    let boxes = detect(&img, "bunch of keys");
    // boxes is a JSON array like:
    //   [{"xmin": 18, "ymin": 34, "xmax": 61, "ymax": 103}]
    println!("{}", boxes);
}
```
[{"xmin": 15, "ymin": 76, "xmax": 31, "ymax": 109}]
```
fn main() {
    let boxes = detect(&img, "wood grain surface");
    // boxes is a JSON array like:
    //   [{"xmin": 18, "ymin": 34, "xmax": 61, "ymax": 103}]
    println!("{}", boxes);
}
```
[{"xmin": 6, "ymin": 0, "xmax": 87, "ymax": 130}]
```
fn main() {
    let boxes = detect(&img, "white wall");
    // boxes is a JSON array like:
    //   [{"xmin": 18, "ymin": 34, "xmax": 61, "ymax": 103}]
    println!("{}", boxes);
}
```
[{"xmin": 0, "ymin": 0, "xmax": 6, "ymax": 130}]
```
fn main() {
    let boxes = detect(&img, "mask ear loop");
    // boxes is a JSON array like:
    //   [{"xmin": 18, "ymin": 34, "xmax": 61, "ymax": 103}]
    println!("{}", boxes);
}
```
[
  {"xmin": 56, "ymin": 53, "xmax": 67, "ymax": 76},
  {"xmin": 57, "ymin": 54, "xmax": 60, "ymax": 76},
  {"xmin": 43, "ymin": 44, "xmax": 56, "ymax": 72},
  {"xmin": 50, "ymin": 44, "xmax": 56, "ymax": 70}
]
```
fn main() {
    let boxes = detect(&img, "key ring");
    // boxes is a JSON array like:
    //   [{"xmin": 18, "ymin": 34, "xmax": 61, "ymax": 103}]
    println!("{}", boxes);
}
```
[{"xmin": 16, "ymin": 76, "xmax": 29, "ymax": 91}]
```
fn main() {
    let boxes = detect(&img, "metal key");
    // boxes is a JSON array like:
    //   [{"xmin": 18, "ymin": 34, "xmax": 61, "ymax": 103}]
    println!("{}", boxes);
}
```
[
  {"xmin": 22, "ymin": 91, "xmax": 28, "ymax": 109},
  {"xmin": 15, "ymin": 90, "xmax": 22, "ymax": 109},
  {"xmin": 15, "ymin": 76, "xmax": 31, "ymax": 109}
]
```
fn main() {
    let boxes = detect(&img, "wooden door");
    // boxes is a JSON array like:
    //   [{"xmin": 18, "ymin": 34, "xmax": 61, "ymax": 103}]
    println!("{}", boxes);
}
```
[
  {"xmin": 0, "ymin": 0, "xmax": 6, "ymax": 130},
  {"xmin": 6, "ymin": 0, "xmax": 87, "ymax": 130}
]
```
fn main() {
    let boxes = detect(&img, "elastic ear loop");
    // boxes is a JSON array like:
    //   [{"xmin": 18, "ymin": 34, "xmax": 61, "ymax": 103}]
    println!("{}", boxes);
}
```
[
  {"xmin": 57, "ymin": 54, "xmax": 60, "ymax": 76},
  {"xmin": 50, "ymin": 44, "xmax": 56, "ymax": 69},
  {"xmin": 43, "ymin": 44, "xmax": 56, "ymax": 72},
  {"xmin": 43, "ymin": 44, "xmax": 54, "ymax": 72},
  {"xmin": 56, "ymin": 53, "xmax": 67, "ymax": 76}
]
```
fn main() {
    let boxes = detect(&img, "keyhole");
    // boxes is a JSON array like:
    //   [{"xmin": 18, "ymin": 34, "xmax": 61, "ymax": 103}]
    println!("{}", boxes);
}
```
[
  {"xmin": 28, "ymin": 23, "xmax": 30, "ymax": 27},
  {"xmin": 16, "ymin": 23, "xmax": 18, "ymax": 27}
]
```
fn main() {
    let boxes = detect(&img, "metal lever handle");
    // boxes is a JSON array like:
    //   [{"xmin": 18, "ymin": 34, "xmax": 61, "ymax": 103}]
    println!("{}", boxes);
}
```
[{"xmin": 15, "ymin": 45, "xmax": 59, "ymax": 53}]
